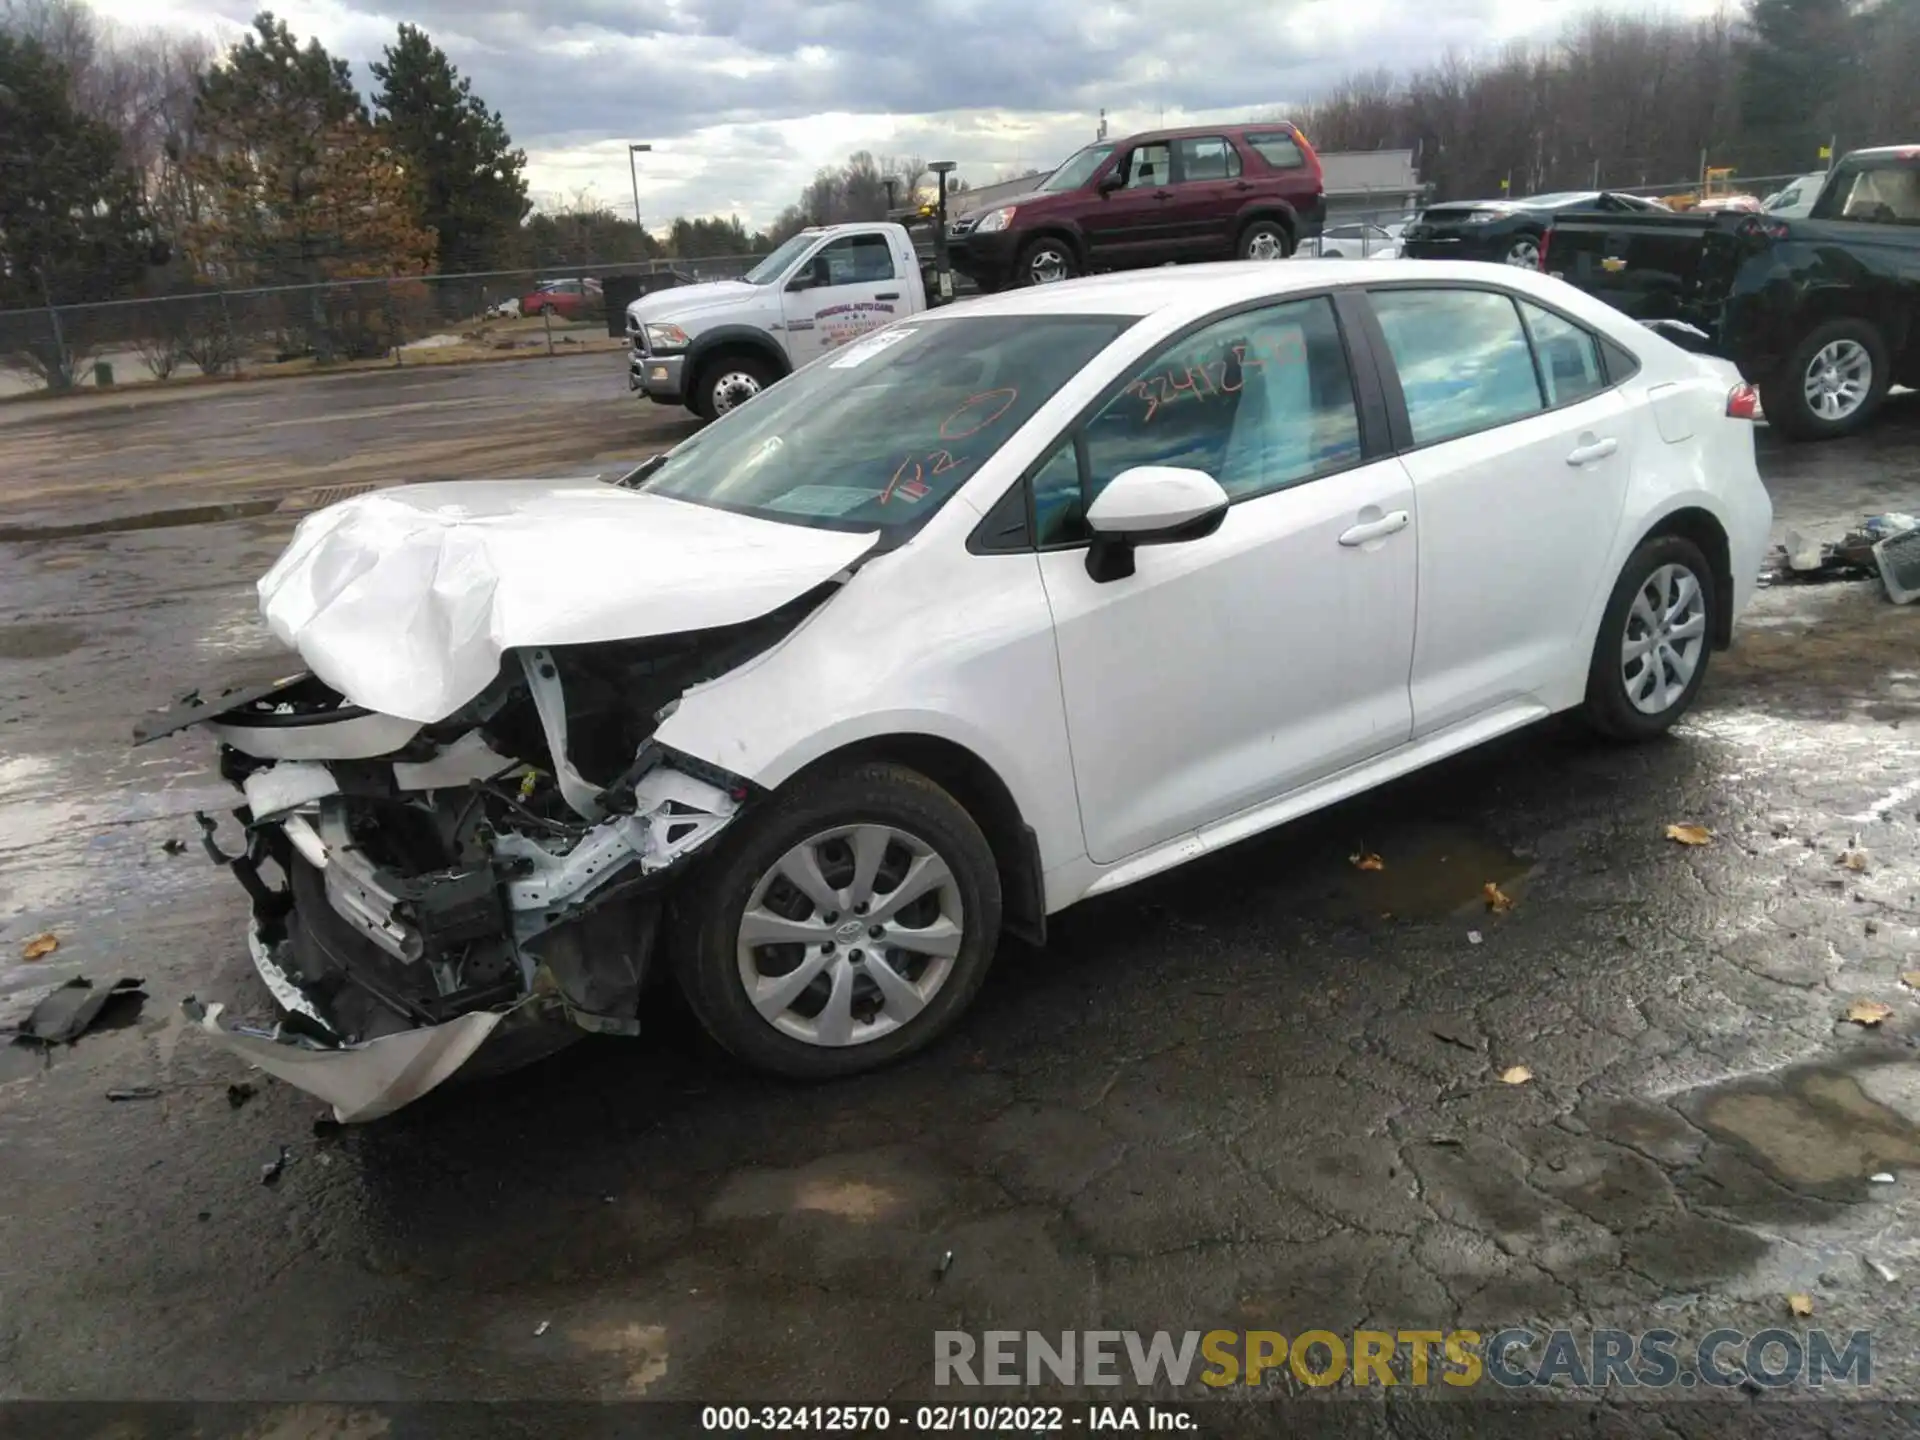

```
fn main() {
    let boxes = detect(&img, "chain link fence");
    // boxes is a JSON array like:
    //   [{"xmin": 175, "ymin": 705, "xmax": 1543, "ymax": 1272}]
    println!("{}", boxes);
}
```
[{"xmin": 0, "ymin": 255, "xmax": 765, "ymax": 395}]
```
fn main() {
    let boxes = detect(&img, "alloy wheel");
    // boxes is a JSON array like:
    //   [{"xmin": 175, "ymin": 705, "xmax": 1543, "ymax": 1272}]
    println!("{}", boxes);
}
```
[
  {"xmin": 1505, "ymin": 237, "xmax": 1541, "ymax": 268},
  {"xmin": 735, "ymin": 824, "xmax": 965, "ymax": 1048},
  {"xmin": 1803, "ymin": 339, "xmax": 1872, "ymax": 422},
  {"xmin": 1028, "ymin": 247, "xmax": 1071, "ymax": 284},
  {"xmin": 711, "ymin": 370, "xmax": 762, "ymax": 414},
  {"xmin": 1621, "ymin": 562, "xmax": 1707, "ymax": 715}
]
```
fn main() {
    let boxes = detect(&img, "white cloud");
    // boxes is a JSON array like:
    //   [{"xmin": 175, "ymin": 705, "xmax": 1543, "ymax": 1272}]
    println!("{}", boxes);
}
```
[{"xmin": 82, "ymin": 0, "xmax": 1730, "ymax": 231}]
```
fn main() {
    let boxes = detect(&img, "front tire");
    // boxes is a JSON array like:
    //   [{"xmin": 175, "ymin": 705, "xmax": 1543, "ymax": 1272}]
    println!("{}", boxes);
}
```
[
  {"xmin": 1581, "ymin": 535, "xmax": 1717, "ymax": 741},
  {"xmin": 1759, "ymin": 317, "xmax": 1890, "ymax": 441},
  {"xmin": 693, "ymin": 352, "xmax": 775, "ymax": 421},
  {"xmin": 673, "ymin": 762, "xmax": 1003, "ymax": 1079},
  {"xmin": 1016, "ymin": 236, "xmax": 1078, "ymax": 286},
  {"xmin": 1504, "ymin": 232, "xmax": 1543, "ymax": 268}
]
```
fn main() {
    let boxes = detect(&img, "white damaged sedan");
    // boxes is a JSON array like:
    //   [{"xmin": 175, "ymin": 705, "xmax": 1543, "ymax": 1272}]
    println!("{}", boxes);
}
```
[{"xmin": 142, "ymin": 261, "xmax": 1772, "ymax": 1119}]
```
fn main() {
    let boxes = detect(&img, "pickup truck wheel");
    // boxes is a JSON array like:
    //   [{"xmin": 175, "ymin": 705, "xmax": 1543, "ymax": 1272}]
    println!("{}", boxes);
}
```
[
  {"xmin": 697, "ymin": 353, "xmax": 775, "ymax": 419},
  {"xmin": 1238, "ymin": 221, "xmax": 1292, "ymax": 260},
  {"xmin": 1761, "ymin": 318, "xmax": 1890, "ymax": 440},
  {"xmin": 1581, "ymin": 534, "xmax": 1717, "ymax": 741},
  {"xmin": 1017, "ymin": 237, "xmax": 1078, "ymax": 286},
  {"xmin": 672, "ymin": 761, "xmax": 1003, "ymax": 1079}
]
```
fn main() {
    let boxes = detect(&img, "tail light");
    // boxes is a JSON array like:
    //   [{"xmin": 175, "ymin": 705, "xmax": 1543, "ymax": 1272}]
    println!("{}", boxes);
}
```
[{"xmin": 1726, "ymin": 383, "xmax": 1760, "ymax": 419}]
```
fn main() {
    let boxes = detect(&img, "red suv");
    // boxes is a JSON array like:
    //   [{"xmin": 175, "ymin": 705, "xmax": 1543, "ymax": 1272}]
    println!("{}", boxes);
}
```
[{"xmin": 947, "ymin": 124, "xmax": 1325, "ymax": 290}]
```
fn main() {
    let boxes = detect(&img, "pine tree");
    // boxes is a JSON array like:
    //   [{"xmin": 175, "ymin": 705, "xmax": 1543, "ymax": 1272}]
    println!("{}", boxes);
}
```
[
  {"xmin": 0, "ymin": 30, "xmax": 157, "ymax": 387},
  {"xmin": 371, "ymin": 24, "xmax": 529, "ymax": 274},
  {"xmin": 1738, "ymin": 0, "xmax": 1862, "ymax": 172}
]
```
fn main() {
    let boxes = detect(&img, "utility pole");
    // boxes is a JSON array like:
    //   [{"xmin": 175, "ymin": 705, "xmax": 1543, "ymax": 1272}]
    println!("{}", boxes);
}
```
[
  {"xmin": 930, "ymin": 160, "xmax": 957, "ymax": 304},
  {"xmin": 627, "ymin": 142, "xmax": 652, "ymax": 235}
]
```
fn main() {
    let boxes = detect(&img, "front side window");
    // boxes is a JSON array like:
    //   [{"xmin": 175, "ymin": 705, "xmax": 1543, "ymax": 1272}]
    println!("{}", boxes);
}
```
[
  {"xmin": 1519, "ymin": 301, "xmax": 1607, "ymax": 407},
  {"xmin": 1123, "ymin": 143, "xmax": 1172, "ymax": 189},
  {"xmin": 637, "ymin": 314, "xmax": 1132, "ymax": 536},
  {"xmin": 1175, "ymin": 136, "xmax": 1240, "ymax": 183},
  {"xmin": 1033, "ymin": 297, "xmax": 1362, "ymax": 546},
  {"xmin": 1371, "ymin": 288, "xmax": 1545, "ymax": 446}
]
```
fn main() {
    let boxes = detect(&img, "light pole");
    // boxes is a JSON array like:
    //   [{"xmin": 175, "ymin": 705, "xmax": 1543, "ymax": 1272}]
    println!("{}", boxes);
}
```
[
  {"xmin": 627, "ymin": 142, "xmax": 652, "ymax": 232},
  {"xmin": 930, "ymin": 160, "xmax": 957, "ymax": 303}
]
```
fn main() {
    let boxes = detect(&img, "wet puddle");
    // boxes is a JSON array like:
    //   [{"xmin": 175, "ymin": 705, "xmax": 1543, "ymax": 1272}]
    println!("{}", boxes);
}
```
[
  {"xmin": 1690, "ymin": 1059, "xmax": 1920, "ymax": 1188},
  {"xmin": 1307, "ymin": 819, "xmax": 1531, "ymax": 924},
  {"xmin": 0, "ymin": 622, "xmax": 87, "ymax": 660}
]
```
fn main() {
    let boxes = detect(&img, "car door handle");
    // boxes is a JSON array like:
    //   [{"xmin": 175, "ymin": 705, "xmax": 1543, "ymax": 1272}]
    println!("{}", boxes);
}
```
[
  {"xmin": 1338, "ymin": 510, "xmax": 1411, "ymax": 546},
  {"xmin": 875, "ymin": 291, "xmax": 900, "ymax": 300},
  {"xmin": 1565, "ymin": 437, "xmax": 1619, "ymax": 466},
  {"xmin": 1153, "ymin": 189, "xmax": 1173, "ymax": 200},
  {"xmin": 1234, "ymin": 180, "xmax": 1253, "ymax": 191}
]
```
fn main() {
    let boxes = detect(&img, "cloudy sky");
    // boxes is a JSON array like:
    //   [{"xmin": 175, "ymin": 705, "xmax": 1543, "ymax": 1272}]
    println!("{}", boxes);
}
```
[{"xmin": 87, "ymin": 0, "xmax": 1723, "ymax": 231}]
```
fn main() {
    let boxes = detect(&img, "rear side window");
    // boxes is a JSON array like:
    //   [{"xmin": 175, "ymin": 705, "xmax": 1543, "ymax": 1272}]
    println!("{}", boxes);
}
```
[
  {"xmin": 1175, "ymin": 136, "xmax": 1241, "ymax": 182},
  {"xmin": 1371, "ymin": 289, "xmax": 1545, "ymax": 445},
  {"xmin": 1245, "ymin": 131, "xmax": 1306, "ymax": 169},
  {"xmin": 1519, "ymin": 302, "xmax": 1607, "ymax": 407}
]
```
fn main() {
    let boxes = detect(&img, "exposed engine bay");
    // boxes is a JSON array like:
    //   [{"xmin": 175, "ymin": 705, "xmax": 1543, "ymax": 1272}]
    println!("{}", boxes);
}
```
[{"xmin": 142, "ymin": 588, "xmax": 833, "ymax": 1121}]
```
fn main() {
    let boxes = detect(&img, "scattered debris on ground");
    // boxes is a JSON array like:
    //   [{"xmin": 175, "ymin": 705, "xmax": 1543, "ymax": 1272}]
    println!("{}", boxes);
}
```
[
  {"xmin": 1846, "ymin": 999, "xmax": 1894, "ymax": 1027},
  {"xmin": 227, "ymin": 1082, "xmax": 257, "ymax": 1109},
  {"xmin": 260, "ymin": 1144, "xmax": 289, "ymax": 1185},
  {"xmin": 1483, "ymin": 882, "xmax": 1515, "ymax": 914},
  {"xmin": 106, "ymin": 1086, "xmax": 162, "ymax": 1102},
  {"xmin": 1839, "ymin": 848, "xmax": 1871, "ymax": 872},
  {"xmin": 20, "ymin": 932, "xmax": 59, "ymax": 961},
  {"xmin": 160, "ymin": 838, "xmax": 187, "ymax": 856},
  {"xmin": 1467, "ymin": 929, "xmax": 1484, "ymax": 945},
  {"xmin": 1870, "ymin": 1172, "xmax": 1896, "ymax": 1185},
  {"xmin": 1665, "ymin": 823, "xmax": 1713, "ymax": 846},
  {"xmin": 1788, "ymin": 1293, "xmax": 1815, "ymax": 1317},
  {"xmin": 1349, "ymin": 850, "xmax": 1385, "ymax": 871},
  {"xmin": 10, "ymin": 977, "xmax": 146, "ymax": 1044},
  {"xmin": 534, "ymin": 1320, "xmax": 551, "ymax": 1337},
  {"xmin": 1499, "ymin": 1065, "xmax": 1533, "ymax": 1085},
  {"xmin": 1768, "ymin": 515, "xmax": 1920, "ymax": 604}
]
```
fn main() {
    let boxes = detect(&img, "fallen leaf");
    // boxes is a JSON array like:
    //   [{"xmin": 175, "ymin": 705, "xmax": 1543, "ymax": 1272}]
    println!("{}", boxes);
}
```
[
  {"xmin": 1499, "ymin": 1065, "xmax": 1533, "ymax": 1085},
  {"xmin": 1483, "ymin": 882, "xmax": 1515, "ymax": 914},
  {"xmin": 1665, "ymin": 823, "xmax": 1713, "ymax": 846},
  {"xmin": 1838, "ymin": 849, "xmax": 1870, "ymax": 872},
  {"xmin": 1787, "ymin": 1294, "xmax": 1815, "ymax": 1318},
  {"xmin": 20, "ymin": 933, "xmax": 58, "ymax": 961},
  {"xmin": 1349, "ymin": 851, "xmax": 1385, "ymax": 872},
  {"xmin": 1846, "ymin": 999, "xmax": 1894, "ymax": 1027},
  {"xmin": 1901, "ymin": 971, "xmax": 1920, "ymax": 991}
]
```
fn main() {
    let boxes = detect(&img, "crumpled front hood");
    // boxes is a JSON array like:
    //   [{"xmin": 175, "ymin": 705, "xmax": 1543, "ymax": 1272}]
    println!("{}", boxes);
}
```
[
  {"xmin": 258, "ymin": 481, "xmax": 876, "ymax": 723},
  {"xmin": 627, "ymin": 280, "xmax": 760, "ymax": 327}
]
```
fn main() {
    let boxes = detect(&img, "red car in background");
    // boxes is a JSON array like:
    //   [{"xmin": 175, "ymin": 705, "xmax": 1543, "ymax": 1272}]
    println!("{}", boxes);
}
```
[
  {"xmin": 947, "ymin": 122, "xmax": 1325, "ymax": 289},
  {"xmin": 518, "ymin": 277, "xmax": 604, "ymax": 320}
]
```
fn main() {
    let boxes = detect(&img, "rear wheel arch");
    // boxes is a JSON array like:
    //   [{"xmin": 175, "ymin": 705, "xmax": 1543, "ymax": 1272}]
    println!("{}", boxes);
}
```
[
  {"xmin": 780, "ymin": 733, "xmax": 1046, "ymax": 947},
  {"xmin": 1640, "ymin": 507, "xmax": 1734, "ymax": 648}
]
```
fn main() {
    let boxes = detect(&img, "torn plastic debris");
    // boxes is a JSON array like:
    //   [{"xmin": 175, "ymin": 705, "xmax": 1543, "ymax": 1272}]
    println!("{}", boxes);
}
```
[{"xmin": 185, "ymin": 997, "xmax": 504, "ymax": 1125}]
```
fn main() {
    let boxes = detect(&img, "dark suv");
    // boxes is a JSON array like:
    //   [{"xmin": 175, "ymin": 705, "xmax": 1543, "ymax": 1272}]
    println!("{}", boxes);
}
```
[{"xmin": 947, "ymin": 124, "xmax": 1325, "ymax": 290}]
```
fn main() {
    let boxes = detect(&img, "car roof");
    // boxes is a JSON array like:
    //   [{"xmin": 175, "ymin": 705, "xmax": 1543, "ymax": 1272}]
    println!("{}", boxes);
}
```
[
  {"xmin": 1116, "ymin": 121, "xmax": 1300, "ymax": 145},
  {"xmin": 931, "ymin": 259, "xmax": 1595, "ymax": 323}
]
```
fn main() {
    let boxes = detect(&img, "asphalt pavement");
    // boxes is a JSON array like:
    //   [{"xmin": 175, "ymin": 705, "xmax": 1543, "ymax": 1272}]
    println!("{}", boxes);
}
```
[{"xmin": 1, "ymin": 366, "xmax": 1918, "ymax": 1431}]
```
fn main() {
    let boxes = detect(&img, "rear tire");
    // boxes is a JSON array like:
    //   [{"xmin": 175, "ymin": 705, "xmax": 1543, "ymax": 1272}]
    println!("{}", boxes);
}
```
[
  {"xmin": 1504, "ymin": 232, "xmax": 1543, "ymax": 268},
  {"xmin": 1581, "ymin": 534, "xmax": 1717, "ymax": 741},
  {"xmin": 1238, "ymin": 220, "xmax": 1292, "ymax": 260},
  {"xmin": 673, "ymin": 762, "xmax": 1003, "ymax": 1079},
  {"xmin": 1759, "ymin": 317, "xmax": 1890, "ymax": 441}
]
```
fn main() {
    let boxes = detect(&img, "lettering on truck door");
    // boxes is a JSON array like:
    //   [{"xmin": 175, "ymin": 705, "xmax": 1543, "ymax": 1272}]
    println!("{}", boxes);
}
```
[{"xmin": 781, "ymin": 233, "xmax": 905, "ymax": 367}]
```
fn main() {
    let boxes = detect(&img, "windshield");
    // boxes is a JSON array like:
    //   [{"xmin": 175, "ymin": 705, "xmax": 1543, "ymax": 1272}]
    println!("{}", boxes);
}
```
[
  {"xmin": 637, "ymin": 314, "xmax": 1133, "ymax": 534},
  {"xmin": 744, "ymin": 232, "xmax": 819, "ymax": 285},
  {"xmin": 1039, "ymin": 144, "xmax": 1116, "ymax": 193}
]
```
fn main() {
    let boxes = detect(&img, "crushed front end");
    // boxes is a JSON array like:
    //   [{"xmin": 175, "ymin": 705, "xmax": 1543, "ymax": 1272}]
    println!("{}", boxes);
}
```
[{"xmin": 140, "ymin": 610, "xmax": 817, "ymax": 1120}]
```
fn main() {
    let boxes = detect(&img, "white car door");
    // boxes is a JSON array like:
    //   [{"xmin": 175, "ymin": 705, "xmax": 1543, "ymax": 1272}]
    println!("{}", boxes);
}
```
[
  {"xmin": 1032, "ymin": 294, "xmax": 1418, "ymax": 865},
  {"xmin": 1365, "ymin": 285, "xmax": 1634, "ymax": 736},
  {"xmin": 782, "ymin": 233, "xmax": 909, "ymax": 366}
]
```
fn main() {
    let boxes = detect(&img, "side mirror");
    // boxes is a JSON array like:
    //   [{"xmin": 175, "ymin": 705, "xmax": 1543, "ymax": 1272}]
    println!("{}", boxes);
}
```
[
  {"xmin": 1084, "ymin": 466, "xmax": 1229, "ymax": 582},
  {"xmin": 1097, "ymin": 171, "xmax": 1125, "ymax": 196}
]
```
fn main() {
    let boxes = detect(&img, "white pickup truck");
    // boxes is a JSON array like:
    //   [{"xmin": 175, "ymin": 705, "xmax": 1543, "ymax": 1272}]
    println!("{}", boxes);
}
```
[{"xmin": 627, "ymin": 221, "xmax": 930, "ymax": 420}]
